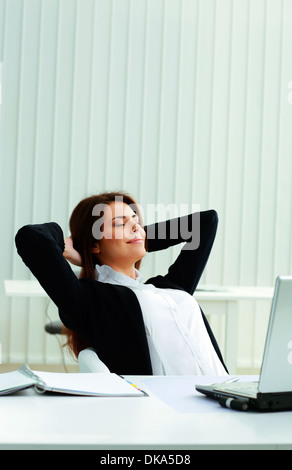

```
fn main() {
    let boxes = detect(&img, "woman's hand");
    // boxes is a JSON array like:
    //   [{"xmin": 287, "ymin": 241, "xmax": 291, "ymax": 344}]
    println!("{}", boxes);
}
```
[{"xmin": 63, "ymin": 236, "xmax": 82, "ymax": 267}]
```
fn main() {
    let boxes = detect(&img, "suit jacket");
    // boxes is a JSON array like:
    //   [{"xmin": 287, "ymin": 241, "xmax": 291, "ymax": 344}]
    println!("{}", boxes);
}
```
[{"xmin": 15, "ymin": 210, "xmax": 228, "ymax": 375}]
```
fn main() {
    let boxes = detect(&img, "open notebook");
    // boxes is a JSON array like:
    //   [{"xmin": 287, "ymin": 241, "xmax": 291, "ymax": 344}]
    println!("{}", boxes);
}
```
[{"xmin": 0, "ymin": 364, "xmax": 146, "ymax": 397}]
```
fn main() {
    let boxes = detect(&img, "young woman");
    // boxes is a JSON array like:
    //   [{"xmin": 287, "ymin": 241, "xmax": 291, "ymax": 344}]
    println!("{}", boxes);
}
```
[{"xmin": 15, "ymin": 191, "xmax": 228, "ymax": 375}]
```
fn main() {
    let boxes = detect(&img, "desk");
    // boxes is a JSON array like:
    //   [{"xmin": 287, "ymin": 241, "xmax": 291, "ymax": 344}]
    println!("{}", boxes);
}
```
[
  {"xmin": 3, "ymin": 280, "xmax": 274, "ymax": 300},
  {"xmin": 4, "ymin": 281, "xmax": 274, "ymax": 374},
  {"xmin": 0, "ymin": 374, "xmax": 291, "ymax": 450},
  {"xmin": 4, "ymin": 280, "xmax": 46, "ymax": 296}
]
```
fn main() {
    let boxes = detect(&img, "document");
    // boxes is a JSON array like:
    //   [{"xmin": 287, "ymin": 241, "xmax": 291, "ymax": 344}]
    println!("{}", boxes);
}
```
[{"xmin": 0, "ymin": 364, "xmax": 146, "ymax": 397}]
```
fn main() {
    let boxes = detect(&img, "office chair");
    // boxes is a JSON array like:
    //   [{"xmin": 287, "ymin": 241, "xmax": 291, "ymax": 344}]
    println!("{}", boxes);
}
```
[
  {"xmin": 44, "ymin": 320, "xmax": 64, "ymax": 335},
  {"xmin": 78, "ymin": 348, "xmax": 110, "ymax": 373}
]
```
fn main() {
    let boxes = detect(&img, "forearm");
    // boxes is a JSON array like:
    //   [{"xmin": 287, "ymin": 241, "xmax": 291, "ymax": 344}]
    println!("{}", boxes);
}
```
[
  {"xmin": 145, "ymin": 210, "xmax": 218, "ymax": 294},
  {"xmin": 145, "ymin": 210, "xmax": 218, "ymax": 253}
]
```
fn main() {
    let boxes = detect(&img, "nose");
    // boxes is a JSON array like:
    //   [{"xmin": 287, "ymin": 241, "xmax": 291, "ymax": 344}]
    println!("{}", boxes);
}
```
[{"xmin": 131, "ymin": 220, "xmax": 138, "ymax": 232}]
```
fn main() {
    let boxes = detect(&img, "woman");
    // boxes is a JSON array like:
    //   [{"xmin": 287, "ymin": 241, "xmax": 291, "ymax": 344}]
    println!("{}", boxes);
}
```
[{"xmin": 15, "ymin": 191, "xmax": 228, "ymax": 375}]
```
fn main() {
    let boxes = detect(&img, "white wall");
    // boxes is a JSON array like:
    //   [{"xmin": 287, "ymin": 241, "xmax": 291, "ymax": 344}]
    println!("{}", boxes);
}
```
[{"xmin": 0, "ymin": 0, "xmax": 292, "ymax": 370}]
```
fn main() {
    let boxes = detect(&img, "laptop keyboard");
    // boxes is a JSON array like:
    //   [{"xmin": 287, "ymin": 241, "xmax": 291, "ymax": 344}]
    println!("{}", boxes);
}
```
[{"xmin": 214, "ymin": 381, "xmax": 258, "ymax": 398}]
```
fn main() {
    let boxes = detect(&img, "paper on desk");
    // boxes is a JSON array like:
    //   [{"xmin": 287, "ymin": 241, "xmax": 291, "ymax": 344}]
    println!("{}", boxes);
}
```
[
  {"xmin": 0, "ymin": 371, "xmax": 35, "ymax": 395},
  {"xmin": 33, "ymin": 370, "xmax": 145, "ymax": 396},
  {"xmin": 142, "ymin": 376, "xmax": 257, "ymax": 413},
  {"xmin": 0, "ymin": 366, "xmax": 145, "ymax": 397}
]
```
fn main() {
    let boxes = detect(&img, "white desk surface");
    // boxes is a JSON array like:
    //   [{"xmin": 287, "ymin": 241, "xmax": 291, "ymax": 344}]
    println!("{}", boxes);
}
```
[
  {"xmin": 0, "ymin": 374, "xmax": 291, "ymax": 450},
  {"xmin": 4, "ymin": 280, "xmax": 274, "ymax": 300}
]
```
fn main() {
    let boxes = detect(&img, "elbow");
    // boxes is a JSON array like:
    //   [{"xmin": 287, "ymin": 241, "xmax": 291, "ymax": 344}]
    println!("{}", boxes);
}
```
[
  {"xmin": 205, "ymin": 208, "xmax": 218, "ymax": 219},
  {"xmin": 200, "ymin": 209, "xmax": 219, "ymax": 229},
  {"xmin": 209, "ymin": 209, "xmax": 219, "ymax": 226},
  {"xmin": 15, "ymin": 225, "xmax": 33, "ymax": 253}
]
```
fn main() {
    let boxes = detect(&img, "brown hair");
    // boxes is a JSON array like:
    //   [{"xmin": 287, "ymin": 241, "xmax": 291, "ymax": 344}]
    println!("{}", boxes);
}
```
[{"xmin": 63, "ymin": 191, "xmax": 143, "ymax": 358}]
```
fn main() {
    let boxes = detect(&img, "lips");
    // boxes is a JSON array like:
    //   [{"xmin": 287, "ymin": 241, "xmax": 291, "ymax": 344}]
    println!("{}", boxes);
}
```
[{"xmin": 127, "ymin": 238, "xmax": 143, "ymax": 244}]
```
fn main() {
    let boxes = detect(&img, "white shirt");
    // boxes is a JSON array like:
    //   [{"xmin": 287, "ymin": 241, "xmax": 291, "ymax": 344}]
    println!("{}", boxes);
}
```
[{"xmin": 95, "ymin": 265, "xmax": 227, "ymax": 376}]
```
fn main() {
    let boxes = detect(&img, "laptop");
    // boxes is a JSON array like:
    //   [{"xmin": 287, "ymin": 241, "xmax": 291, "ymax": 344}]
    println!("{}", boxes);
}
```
[{"xmin": 196, "ymin": 276, "xmax": 292, "ymax": 411}]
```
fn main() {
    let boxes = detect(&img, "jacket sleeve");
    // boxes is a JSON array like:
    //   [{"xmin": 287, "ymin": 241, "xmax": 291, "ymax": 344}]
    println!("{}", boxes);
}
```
[
  {"xmin": 144, "ymin": 210, "xmax": 218, "ymax": 295},
  {"xmin": 15, "ymin": 222, "xmax": 89, "ymax": 319}
]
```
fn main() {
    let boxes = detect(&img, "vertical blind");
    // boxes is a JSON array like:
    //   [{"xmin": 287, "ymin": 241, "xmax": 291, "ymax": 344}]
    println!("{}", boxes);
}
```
[{"xmin": 0, "ymin": 0, "xmax": 292, "ymax": 368}]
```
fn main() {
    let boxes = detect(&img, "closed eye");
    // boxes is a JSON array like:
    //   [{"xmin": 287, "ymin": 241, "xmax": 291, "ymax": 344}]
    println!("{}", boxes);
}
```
[{"xmin": 112, "ymin": 214, "xmax": 140, "ymax": 226}]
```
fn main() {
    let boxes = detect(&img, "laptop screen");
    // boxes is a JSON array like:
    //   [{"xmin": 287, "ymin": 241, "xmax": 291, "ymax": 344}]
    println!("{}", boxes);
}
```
[{"xmin": 259, "ymin": 276, "xmax": 292, "ymax": 394}]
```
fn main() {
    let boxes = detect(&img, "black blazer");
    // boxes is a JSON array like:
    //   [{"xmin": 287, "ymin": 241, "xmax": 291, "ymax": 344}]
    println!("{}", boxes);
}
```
[{"xmin": 15, "ymin": 210, "xmax": 228, "ymax": 375}]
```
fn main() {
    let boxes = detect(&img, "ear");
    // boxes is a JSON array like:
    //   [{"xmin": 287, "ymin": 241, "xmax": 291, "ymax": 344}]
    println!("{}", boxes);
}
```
[{"xmin": 91, "ymin": 241, "xmax": 101, "ymax": 255}]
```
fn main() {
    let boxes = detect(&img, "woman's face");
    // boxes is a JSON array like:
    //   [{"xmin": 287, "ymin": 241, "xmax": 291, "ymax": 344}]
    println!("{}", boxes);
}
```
[{"xmin": 92, "ymin": 201, "xmax": 146, "ymax": 269}]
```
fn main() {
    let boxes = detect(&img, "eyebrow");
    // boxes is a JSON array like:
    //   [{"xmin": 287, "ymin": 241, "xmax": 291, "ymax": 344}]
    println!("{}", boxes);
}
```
[{"xmin": 112, "ymin": 214, "xmax": 138, "ymax": 221}]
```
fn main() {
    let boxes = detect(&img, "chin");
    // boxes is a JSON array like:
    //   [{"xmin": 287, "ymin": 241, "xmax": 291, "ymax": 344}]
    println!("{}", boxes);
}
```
[{"xmin": 135, "ymin": 249, "xmax": 146, "ymax": 262}]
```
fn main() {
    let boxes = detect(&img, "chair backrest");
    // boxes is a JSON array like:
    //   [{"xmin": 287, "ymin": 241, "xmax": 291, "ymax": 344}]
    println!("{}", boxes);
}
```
[
  {"xmin": 44, "ymin": 320, "xmax": 64, "ymax": 335},
  {"xmin": 78, "ymin": 348, "xmax": 110, "ymax": 373}
]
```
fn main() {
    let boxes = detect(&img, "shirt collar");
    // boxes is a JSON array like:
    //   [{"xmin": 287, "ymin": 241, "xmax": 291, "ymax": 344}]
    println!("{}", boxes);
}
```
[{"xmin": 95, "ymin": 264, "xmax": 144, "ymax": 287}]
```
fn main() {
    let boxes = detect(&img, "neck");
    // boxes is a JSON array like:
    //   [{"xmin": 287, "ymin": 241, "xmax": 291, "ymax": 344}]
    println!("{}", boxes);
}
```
[{"xmin": 108, "ymin": 264, "xmax": 137, "ymax": 280}]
